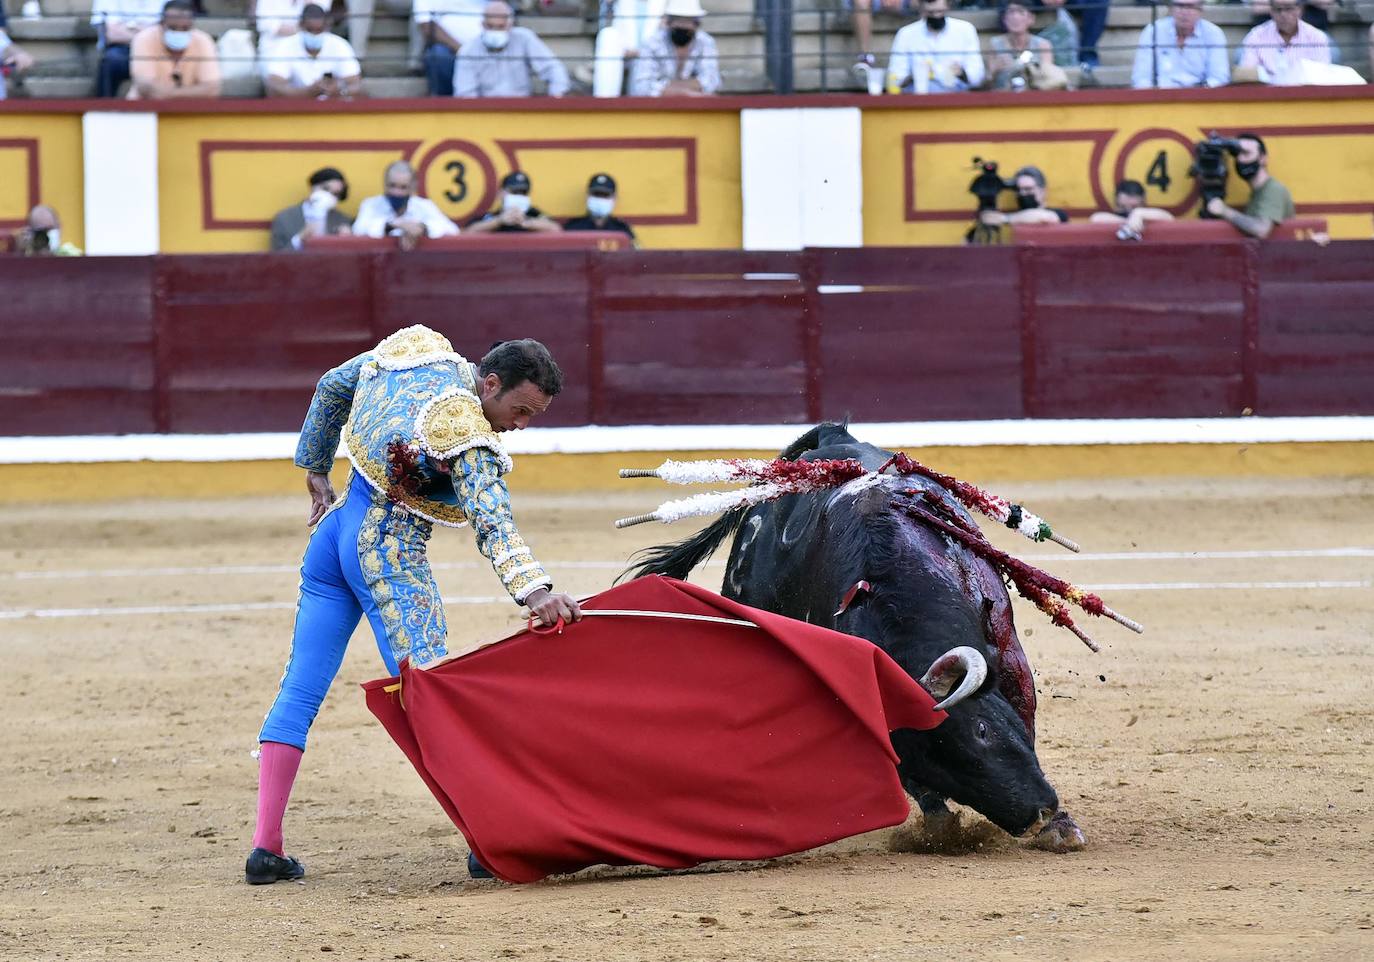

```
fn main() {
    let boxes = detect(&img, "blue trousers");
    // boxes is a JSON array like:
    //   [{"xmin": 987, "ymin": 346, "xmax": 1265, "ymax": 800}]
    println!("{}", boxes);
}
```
[
  {"xmin": 96, "ymin": 43, "xmax": 131, "ymax": 98},
  {"xmin": 259, "ymin": 472, "xmax": 445, "ymax": 751},
  {"xmin": 423, "ymin": 43, "xmax": 456, "ymax": 96}
]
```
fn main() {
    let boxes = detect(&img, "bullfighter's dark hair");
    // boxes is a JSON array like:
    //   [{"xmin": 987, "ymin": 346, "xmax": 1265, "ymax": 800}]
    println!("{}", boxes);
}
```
[{"xmin": 479, "ymin": 339, "xmax": 563, "ymax": 397}]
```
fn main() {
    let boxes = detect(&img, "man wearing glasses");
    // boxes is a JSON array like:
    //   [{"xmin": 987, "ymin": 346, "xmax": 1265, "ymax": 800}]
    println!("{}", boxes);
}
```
[
  {"xmin": 1238, "ymin": 0, "xmax": 1331, "ymax": 85},
  {"xmin": 1130, "ymin": 0, "xmax": 1230, "ymax": 89}
]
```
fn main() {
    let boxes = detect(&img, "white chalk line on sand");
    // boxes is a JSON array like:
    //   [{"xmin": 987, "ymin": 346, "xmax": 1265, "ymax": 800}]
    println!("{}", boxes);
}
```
[
  {"xmin": 0, "ymin": 580, "xmax": 1368, "ymax": 621},
  {"xmin": 4, "ymin": 547, "xmax": 1372, "ymax": 582}
]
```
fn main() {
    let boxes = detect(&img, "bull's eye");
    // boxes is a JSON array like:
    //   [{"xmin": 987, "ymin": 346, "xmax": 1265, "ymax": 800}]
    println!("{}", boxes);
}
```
[{"xmin": 976, "ymin": 720, "xmax": 989, "ymax": 741}]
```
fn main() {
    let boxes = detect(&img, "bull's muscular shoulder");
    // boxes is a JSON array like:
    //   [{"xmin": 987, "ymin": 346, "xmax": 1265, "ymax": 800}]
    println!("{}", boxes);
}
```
[{"xmin": 415, "ymin": 389, "xmax": 512, "ymax": 472}]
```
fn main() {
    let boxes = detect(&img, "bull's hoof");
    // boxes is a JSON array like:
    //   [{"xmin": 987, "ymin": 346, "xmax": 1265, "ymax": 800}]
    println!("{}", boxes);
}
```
[{"xmin": 1030, "ymin": 811, "xmax": 1087, "ymax": 853}]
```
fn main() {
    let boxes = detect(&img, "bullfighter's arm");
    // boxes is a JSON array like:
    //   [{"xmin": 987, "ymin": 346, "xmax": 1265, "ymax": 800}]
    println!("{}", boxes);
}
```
[
  {"xmin": 295, "ymin": 352, "xmax": 368, "ymax": 473},
  {"xmin": 451, "ymin": 446, "xmax": 554, "ymax": 605}
]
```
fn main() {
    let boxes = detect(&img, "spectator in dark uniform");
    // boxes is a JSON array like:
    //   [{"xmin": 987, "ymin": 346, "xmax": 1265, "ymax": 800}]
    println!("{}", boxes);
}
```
[
  {"xmin": 466, "ymin": 170, "xmax": 562, "ymax": 234},
  {"xmin": 563, "ymin": 173, "xmax": 636, "ymax": 241}
]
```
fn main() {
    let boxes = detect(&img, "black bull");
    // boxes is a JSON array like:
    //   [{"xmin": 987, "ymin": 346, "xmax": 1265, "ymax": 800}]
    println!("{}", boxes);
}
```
[{"xmin": 627, "ymin": 423, "xmax": 1082, "ymax": 845}]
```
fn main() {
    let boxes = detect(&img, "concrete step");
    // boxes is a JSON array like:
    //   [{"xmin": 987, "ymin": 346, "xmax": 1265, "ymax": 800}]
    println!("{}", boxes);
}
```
[
  {"xmin": 19, "ymin": 74, "xmax": 96, "ymax": 96},
  {"xmin": 359, "ymin": 74, "xmax": 428, "ymax": 97}
]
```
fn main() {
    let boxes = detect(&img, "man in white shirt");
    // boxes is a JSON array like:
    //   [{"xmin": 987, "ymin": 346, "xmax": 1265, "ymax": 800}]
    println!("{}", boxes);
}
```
[
  {"xmin": 91, "ymin": 0, "xmax": 165, "ymax": 96},
  {"xmin": 265, "ymin": 3, "xmax": 363, "ymax": 98},
  {"xmin": 885, "ymin": 0, "xmax": 985, "ymax": 94},
  {"xmin": 417, "ymin": 0, "xmax": 485, "ymax": 95},
  {"xmin": 353, "ymin": 159, "xmax": 459, "ymax": 251}
]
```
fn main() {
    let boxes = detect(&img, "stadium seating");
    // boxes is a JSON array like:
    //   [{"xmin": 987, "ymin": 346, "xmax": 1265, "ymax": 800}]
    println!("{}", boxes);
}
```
[{"xmin": 4, "ymin": 0, "xmax": 1372, "ymax": 97}]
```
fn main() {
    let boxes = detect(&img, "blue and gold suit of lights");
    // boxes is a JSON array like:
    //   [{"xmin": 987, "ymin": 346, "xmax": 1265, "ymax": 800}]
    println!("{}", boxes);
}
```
[{"xmin": 260, "ymin": 326, "xmax": 553, "ymax": 751}]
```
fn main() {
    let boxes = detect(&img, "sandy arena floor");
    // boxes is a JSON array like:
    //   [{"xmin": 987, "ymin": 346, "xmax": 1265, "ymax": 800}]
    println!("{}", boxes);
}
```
[{"xmin": 1, "ymin": 474, "xmax": 1371, "ymax": 962}]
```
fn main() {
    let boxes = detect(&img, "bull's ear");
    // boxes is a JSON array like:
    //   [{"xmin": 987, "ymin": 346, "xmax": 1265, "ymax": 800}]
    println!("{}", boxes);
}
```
[{"xmin": 919, "ymin": 646, "xmax": 989, "ymax": 712}]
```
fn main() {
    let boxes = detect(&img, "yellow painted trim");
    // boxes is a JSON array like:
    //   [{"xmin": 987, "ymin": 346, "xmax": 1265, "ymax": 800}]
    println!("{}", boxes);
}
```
[{"xmin": 1, "ymin": 442, "xmax": 1369, "ymax": 503}]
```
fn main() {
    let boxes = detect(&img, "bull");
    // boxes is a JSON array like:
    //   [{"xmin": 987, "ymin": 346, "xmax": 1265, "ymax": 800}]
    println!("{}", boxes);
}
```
[{"xmin": 625, "ymin": 423, "xmax": 1085, "ymax": 851}]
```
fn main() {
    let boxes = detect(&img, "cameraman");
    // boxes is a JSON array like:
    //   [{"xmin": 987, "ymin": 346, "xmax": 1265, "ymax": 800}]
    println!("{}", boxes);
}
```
[
  {"xmin": 1205, "ymin": 133, "xmax": 1294, "ymax": 240},
  {"xmin": 13, "ymin": 205, "xmax": 82, "ymax": 257},
  {"xmin": 978, "ymin": 166, "xmax": 1068, "ymax": 229}
]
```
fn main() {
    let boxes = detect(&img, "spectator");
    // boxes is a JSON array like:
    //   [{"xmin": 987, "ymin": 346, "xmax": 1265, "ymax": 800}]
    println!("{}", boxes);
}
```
[
  {"xmin": 252, "ymin": 0, "xmax": 307, "ymax": 77},
  {"xmin": 628, "ymin": 0, "xmax": 720, "ymax": 97},
  {"xmin": 270, "ymin": 167, "xmax": 354, "ymax": 251},
  {"xmin": 14, "ymin": 205, "xmax": 82, "ymax": 256},
  {"xmin": 1131, "ymin": 0, "xmax": 1230, "ymax": 90},
  {"xmin": 988, "ymin": 2, "xmax": 1053, "ymax": 90},
  {"xmin": 978, "ymin": 166, "xmax": 1068, "ymax": 229},
  {"xmin": 590, "ymin": 0, "xmax": 666, "ymax": 97},
  {"xmin": 266, "ymin": 4, "xmax": 362, "ymax": 98},
  {"xmin": 1205, "ymin": 133, "xmax": 1295, "ymax": 239},
  {"xmin": 1036, "ymin": 0, "xmax": 1079, "ymax": 69},
  {"xmin": 0, "ymin": 19, "xmax": 36, "ymax": 100},
  {"xmin": 1089, "ymin": 179, "xmax": 1175, "ymax": 239},
  {"xmin": 466, "ymin": 171, "xmax": 562, "ymax": 234},
  {"xmin": 849, "ymin": 0, "xmax": 905, "ymax": 68},
  {"xmin": 452, "ymin": 1, "xmax": 568, "ymax": 98},
  {"xmin": 90, "ymin": 0, "xmax": 168, "ymax": 97},
  {"xmin": 1238, "ymin": 0, "xmax": 1330, "ymax": 85},
  {"xmin": 886, "ymin": 0, "xmax": 984, "ymax": 94},
  {"xmin": 1247, "ymin": 0, "xmax": 1335, "ymax": 34},
  {"xmin": 564, "ymin": 173, "xmax": 637, "ymax": 240},
  {"xmin": 128, "ymin": 0, "xmax": 221, "ymax": 100},
  {"xmin": 354, "ymin": 159, "xmax": 459, "ymax": 250},
  {"xmin": 417, "ymin": 0, "xmax": 485, "ymax": 95}
]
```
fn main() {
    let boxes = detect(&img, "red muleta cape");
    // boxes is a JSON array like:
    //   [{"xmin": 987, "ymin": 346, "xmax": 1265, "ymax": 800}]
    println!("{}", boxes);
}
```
[{"xmin": 362, "ymin": 575, "xmax": 946, "ymax": 883}]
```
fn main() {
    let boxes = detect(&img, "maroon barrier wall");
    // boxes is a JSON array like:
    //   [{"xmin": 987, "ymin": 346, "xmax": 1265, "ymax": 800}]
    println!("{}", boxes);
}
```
[{"xmin": 3, "ymin": 242, "xmax": 1372, "ymax": 437}]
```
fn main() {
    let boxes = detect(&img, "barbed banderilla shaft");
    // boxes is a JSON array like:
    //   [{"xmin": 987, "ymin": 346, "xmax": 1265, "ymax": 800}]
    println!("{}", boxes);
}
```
[
  {"xmin": 901, "ymin": 498, "xmax": 1144, "ymax": 648},
  {"xmin": 880, "ymin": 452, "xmax": 1081, "ymax": 553}
]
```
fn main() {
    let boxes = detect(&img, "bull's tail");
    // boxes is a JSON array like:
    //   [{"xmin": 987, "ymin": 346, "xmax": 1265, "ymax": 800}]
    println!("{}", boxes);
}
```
[{"xmin": 618, "ymin": 507, "xmax": 749, "ymax": 583}]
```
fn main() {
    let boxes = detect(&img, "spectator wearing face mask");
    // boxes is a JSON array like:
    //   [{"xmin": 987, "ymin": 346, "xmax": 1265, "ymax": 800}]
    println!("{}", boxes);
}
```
[
  {"xmin": 628, "ymin": 0, "xmax": 719, "ymax": 97},
  {"xmin": 978, "ymin": 166, "xmax": 1068, "ymax": 231},
  {"xmin": 885, "ymin": 0, "xmax": 984, "ymax": 94},
  {"xmin": 354, "ymin": 159, "xmax": 460, "ymax": 251},
  {"xmin": 452, "ymin": 1, "xmax": 568, "ymax": 98},
  {"xmin": 128, "ymin": 0, "xmax": 221, "ymax": 100},
  {"xmin": 563, "ymin": 173, "xmax": 636, "ymax": 241},
  {"xmin": 266, "ymin": 4, "xmax": 363, "ymax": 99},
  {"xmin": 466, "ymin": 171, "xmax": 563, "ymax": 234},
  {"xmin": 270, "ymin": 167, "xmax": 355, "ymax": 251},
  {"xmin": 13, "ymin": 205, "xmax": 83, "ymax": 257}
]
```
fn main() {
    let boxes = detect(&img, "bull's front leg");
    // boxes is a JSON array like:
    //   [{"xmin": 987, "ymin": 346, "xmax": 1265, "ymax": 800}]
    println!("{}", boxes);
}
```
[{"xmin": 1030, "ymin": 809, "xmax": 1087, "ymax": 852}]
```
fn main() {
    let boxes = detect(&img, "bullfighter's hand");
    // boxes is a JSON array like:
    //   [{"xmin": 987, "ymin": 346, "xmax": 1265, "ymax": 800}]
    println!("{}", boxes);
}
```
[
  {"xmin": 525, "ymin": 587, "xmax": 583, "ymax": 627},
  {"xmin": 306, "ymin": 471, "xmax": 336, "ymax": 526}
]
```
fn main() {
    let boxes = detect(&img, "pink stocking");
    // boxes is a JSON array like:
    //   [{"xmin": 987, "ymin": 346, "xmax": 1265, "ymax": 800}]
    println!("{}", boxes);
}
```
[{"xmin": 252, "ymin": 741, "xmax": 304, "ymax": 856}]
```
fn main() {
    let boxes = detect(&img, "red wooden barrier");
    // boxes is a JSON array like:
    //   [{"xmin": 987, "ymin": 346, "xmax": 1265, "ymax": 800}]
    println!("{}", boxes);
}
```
[
  {"xmin": 1012, "ymin": 219, "xmax": 1330, "ymax": 246},
  {"xmin": 2, "ymin": 242, "xmax": 1371, "ymax": 437}
]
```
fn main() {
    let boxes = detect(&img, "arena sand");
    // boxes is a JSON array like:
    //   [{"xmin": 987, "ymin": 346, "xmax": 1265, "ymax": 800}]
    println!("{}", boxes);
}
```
[{"xmin": 1, "ymin": 476, "xmax": 1371, "ymax": 962}]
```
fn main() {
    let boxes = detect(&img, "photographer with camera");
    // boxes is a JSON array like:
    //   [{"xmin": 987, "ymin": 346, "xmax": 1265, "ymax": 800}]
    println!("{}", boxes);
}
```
[
  {"xmin": 1201, "ymin": 134, "xmax": 1294, "ymax": 240},
  {"xmin": 1089, "ymin": 179, "xmax": 1174, "ymax": 240},
  {"xmin": 977, "ymin": 165, "xmax": 1068, "ymax": 235},
  {"xmin": 13, "ymin": 205, "xmax": 82, "ymax": 257}
]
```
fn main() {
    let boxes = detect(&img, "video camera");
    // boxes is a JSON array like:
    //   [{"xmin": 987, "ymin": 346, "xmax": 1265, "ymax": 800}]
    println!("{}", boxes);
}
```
[
  {"xmin": 1189, "ymin": 134, "xmax": 1243, "ymax": 218},
  {"xmin": 968, "ymin": 157, "xmax": 1014, "ymax": 212},
  {"xmin": 966, "ymin": 157, "xmax": 1015, "ymax": 245}
]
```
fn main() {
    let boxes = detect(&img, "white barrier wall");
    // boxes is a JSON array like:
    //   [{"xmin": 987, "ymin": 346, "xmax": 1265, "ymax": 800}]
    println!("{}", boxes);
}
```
[{"xmin": 82, "ymin": 112, "xmax": 160, "ymax": 255}]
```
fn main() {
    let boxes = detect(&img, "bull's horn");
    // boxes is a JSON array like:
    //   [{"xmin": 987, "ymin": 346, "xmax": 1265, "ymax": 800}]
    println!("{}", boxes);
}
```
[{"xmin": 919, "ymin": 646, "xmax": 989, "ymax": 712}]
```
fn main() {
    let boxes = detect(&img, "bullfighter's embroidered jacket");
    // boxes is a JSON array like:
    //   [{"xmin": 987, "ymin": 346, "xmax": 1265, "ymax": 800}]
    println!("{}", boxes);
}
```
[{"xmin": 294, "ymin": 324, "xmax": 552, "ymax": 605}]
